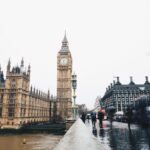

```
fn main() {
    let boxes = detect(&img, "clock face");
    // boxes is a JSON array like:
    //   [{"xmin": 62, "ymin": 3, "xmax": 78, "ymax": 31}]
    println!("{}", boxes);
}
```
[{"xmin": 60, "ymin": 58, "xmax": 68, "ymax": 65}]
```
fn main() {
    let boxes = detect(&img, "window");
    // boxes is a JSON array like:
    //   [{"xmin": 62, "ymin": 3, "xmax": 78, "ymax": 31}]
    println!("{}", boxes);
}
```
[
  {"xmin": 8, "ymin": 94, "xmax": 15, "ymax": 117},
  {"xmin": 11, "ymin": 79, "xmax": 16, "ymax": 88},
  {"xmin": 8, "ymin": 108, "xmax": 14, "ymax": 117},
  {"xmin": 0, "ymin": 108, "xmax": 2, "ymax": 117},
  {"xmin": 0, "ymin": 95, "xmax": 3, "ymax": 103},
  {"xmin": 9, "ymin": 94, "xmax": 15, "ymax": 104}
]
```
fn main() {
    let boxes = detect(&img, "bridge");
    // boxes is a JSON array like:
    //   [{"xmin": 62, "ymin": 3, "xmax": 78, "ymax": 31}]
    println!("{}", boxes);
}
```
[{"xmin": 54, "ymin": 118, "xmax": 105, "ymax": 150}]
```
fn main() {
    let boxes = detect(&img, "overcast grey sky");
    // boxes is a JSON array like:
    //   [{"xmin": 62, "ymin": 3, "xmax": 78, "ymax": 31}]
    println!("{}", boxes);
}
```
[{"xmin": 0, "ymin": 0, "xmax": 150, "ymax": 109}]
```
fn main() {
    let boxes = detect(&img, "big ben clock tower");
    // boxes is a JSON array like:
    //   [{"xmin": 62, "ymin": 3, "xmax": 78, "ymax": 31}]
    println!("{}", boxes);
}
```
[{"xmin": 57, "ymin": 34, "xmax": 72, "ymax": 120}]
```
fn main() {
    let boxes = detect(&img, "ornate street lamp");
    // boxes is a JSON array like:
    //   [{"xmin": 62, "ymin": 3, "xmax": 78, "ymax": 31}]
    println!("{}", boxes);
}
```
[
  {"xmin": 72, "ymin": 73, "xmax": 77, "ymax": 105},
  {"xmin": 72, "ymin": 73, "xmax": 78, "ymax": 119}
]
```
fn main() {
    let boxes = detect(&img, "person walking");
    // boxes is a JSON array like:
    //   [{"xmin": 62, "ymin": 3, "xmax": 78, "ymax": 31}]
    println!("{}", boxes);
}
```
[
  {"xmin": 86, "ymin": 114, "xmax": 90, "ymax": 123},
  {"xmin": 81, "ymin": 112, "xmax": 86, "ymax": 123},
  {"xmin": 91, "ymin": 112, "xmax": 97, "ymax": 128},
  {"xmin": 126, "ymin": 107, "xmax": 133, "ymax": 130},
  {"xmin": 98, "ymin": 110, "xmax": 104, "ymax": 128},
  {"xmin": 107, "ymin": 107, "xmax": 115, "ymax": 126}
]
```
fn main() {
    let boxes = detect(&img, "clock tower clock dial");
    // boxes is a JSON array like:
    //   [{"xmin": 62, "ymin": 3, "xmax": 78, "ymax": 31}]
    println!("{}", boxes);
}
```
[
  {"xmin": 60, "ymin": 58, "xmax": 68, "ymax": 65},
  {"xmin": 57, "ymin": 34, "xmax": 72, "ymax": 120}
]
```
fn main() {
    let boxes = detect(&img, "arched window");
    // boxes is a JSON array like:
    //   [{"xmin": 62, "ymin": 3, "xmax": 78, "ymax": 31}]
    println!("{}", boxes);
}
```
[{"xmin": 11, "ymin": 79, "xmax": 16, "ymax": 88}]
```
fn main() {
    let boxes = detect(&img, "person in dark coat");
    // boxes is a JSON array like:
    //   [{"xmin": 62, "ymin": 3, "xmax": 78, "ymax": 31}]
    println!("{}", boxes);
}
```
[
  {"xmin": 86, "ymin": 114, "xmax": 90, "ymax": 123},
  {"xmin": 98, "ymin": 110, "xmax": 104, "ymax": 128},
  {"xmin": 81, "ymin": 112, "xmax": 86, "ymax": 123},
  {"xmin": 126, "ymin": 107, "xmax": 133, "ymax": 130},
  {"xmin": 91, "ymin": 112, "xmax": 97, "ymax": 128}
]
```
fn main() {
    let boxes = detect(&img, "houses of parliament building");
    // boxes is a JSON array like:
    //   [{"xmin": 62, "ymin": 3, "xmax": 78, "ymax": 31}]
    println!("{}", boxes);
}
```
[
  {"xmin": 0, "ymin": 34, "xmax": 73, "ymax": 128},
  {"xmin": 0, "ymin": 59, "xmax": 56, "ymax": 128}
]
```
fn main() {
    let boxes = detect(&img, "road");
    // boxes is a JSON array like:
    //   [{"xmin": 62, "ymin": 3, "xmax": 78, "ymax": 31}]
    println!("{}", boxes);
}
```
[{"xmin": 85, "ymin": 120, "xmax": 150, "ymax": 150}]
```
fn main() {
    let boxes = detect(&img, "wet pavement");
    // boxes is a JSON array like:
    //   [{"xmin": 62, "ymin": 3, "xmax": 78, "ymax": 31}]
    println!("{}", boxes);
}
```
[
  {"xmin": 86, "ymin": 120, "xmax": 150, "ymax": 150},
  {"xmin": 54, "ymin": 119, "xmax": 105, "ymax": 150}
]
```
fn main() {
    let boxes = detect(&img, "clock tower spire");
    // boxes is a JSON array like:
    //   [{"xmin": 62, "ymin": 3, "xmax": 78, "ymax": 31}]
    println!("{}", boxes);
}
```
[
  {"xmin": 60, "ymin": 32, "xmax": 69, "ymax": 52},
  {"xmin": 57, "ymin": 33, "xmax": 72, "ymax": 120}
]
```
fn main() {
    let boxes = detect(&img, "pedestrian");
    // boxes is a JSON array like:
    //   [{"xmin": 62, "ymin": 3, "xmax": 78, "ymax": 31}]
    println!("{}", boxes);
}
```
[
  {"xmin": 98, "ymin": 110, "xmax": 104, "ymax": 128},
  {"xmin": 91, "ymin": 112, "xmax": 97, "ymax": 128},
  {"xmin": 126, "ymin": 107, "xmax": 133, "ymax": 130},
  {"xmin": 81, "ymin": 112, "xmax": 86, "ymax": 123},
  {"xmin": 107, "ymin": 107, "xmax": 115, "ymax": 126},
  {"xmin": 86, "ymin": 114, "xmax": 90, "ymax": 123}
]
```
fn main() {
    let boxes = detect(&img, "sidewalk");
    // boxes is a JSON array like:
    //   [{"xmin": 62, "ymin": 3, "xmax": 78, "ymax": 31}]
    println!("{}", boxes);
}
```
[{"xmin": 54, "ymin": 119, "xmax": 107, "ymax": 150}]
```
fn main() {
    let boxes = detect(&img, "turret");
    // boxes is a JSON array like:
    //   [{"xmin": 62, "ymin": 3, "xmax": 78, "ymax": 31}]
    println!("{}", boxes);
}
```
[
  {"xmin": 27, "ymin": 64, "xmax": 31, "ymax": 77},
  {"xmin": 113, "ymin": 80, "xmax": 116, "ymax": 85},
  {"xmin": 30, "ymin": 85, "xmax": 33, "ymax": 94},
  {"xmin": 110, "ymin": 83, "xmax": 113, "ymax": 88},
  {"xmin": 129, "ymin": 76, "xmax": 135, "ymax": 85},
  {"xmin": 117, "ymin": 77, "xmax": 119, "ymax": 83},
  {"xmin": 20, "ymin": 58, "xmax": 25, "ymax": 73},
  {"xmin": 106, "ymin": 88, "xmax": 108, "ymax": 92},
  {"xmin": 48, "ymin": 90, "xmax": 50, "ymax": 99},
  {"xmin": 36, "ymin": 89, "xmax": 39, "ymax": 97},
  {"xmin": 7, "ymin": 59, "xmax": 11, "ymax": 74},
  {"xmin": 116, "ymin": 76, "xmax": 121, "ymax": 85},
  {"xmin": 0, "ymin": 66, "xmax": 4, "ymax": 83},
  {"xmin": 21, "ymin": 58, "xmax": 24, "ymax": 68},
  {"xmin": 33, "ymin": 87, "xmax": 36, "ymax": 95},
  {"xmin": 145, "ymin": 76, "xmax": 149, "ymax": 84},
  {"xmin": 38, "ymin": 90, "xmax": 40, "ymax": 98}
]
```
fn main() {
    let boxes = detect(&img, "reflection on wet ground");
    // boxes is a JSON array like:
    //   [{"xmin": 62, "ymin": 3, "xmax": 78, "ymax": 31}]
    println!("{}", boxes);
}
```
[
  {"xmin": 0, "ymin": 134, "xmax": 63, "ymax": 150},
  {"xmin": 86, "ymin": 120, "xmax": 150, "ymax": 150}
]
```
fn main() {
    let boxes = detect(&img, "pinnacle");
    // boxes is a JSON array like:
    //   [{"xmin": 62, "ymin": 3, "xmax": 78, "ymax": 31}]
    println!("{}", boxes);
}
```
[
  {"xmin": 62, "ymin": 32, "xmax": 68, "ymax": 43},
  {"xmin": 61, "ymin": 32, "xmax": 69, "ymax": 52}
]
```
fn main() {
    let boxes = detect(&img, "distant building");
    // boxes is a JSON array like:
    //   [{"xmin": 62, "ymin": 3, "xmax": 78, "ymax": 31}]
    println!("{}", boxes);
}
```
[
  {"xmin": 101, "ymin": 76, "xmax": 150, "ymax": 112},
  {"xmin": 0, "ymin": 59, "xmax": 55, "ymax": 128}
]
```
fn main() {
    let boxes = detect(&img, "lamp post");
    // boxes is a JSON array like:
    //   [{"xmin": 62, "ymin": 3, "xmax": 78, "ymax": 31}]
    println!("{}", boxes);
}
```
[
  {"xmin": 72, "ymin": 73, "xmax": 77, "ymax": 105},
  {"xmin": 72, "ymin": 73, "xmax": 78, "ymax": 119}
]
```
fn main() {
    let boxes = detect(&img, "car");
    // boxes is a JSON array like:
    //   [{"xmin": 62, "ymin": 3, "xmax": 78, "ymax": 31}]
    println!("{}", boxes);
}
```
[
  {"xmin": 114, "ymin": 111, "xmax": 126, "ymax": 122},
  {"xmin": 86, "ymin": 113, "xmax": 91, "ymax": 119}
]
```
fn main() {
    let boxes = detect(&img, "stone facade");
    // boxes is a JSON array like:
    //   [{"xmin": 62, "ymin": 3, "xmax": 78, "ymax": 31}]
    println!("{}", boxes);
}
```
[
  {"xmin": 101, "ymin": 76, "xmax": 150, "ymax": 112},
  {"xmin": 0, "ymin": 59, "xmax": 55, "ymax": 128},
  {"xmin": 57, "ymin": 34, "xmax": 72, "ymax": 120}
]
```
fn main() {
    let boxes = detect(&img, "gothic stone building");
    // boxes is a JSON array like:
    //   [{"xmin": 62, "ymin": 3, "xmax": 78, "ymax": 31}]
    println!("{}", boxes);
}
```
[
  {"xmin": 101, "ymin": 76, "xmax": 150, "ymax": 112},
  {"xmin": 0, "ymin": 59, "xmax": 55, "ymax": 128},
  {"xmin": 57, "ymin": 34, "xmax": 72, "ymax": 120}
]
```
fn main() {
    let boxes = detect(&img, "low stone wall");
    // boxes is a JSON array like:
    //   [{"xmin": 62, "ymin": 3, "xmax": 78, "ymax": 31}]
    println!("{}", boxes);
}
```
[
  {"xmin": 65, "ymin": 119, "xmax": 75, "ymax": 130},
  {"xmin": 53, "ymin": 118, "xmax": 106, "ymax": 150},
  {"xmin": 0, "ymin": 123, "xmax": 66, "ymax": 135}
]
